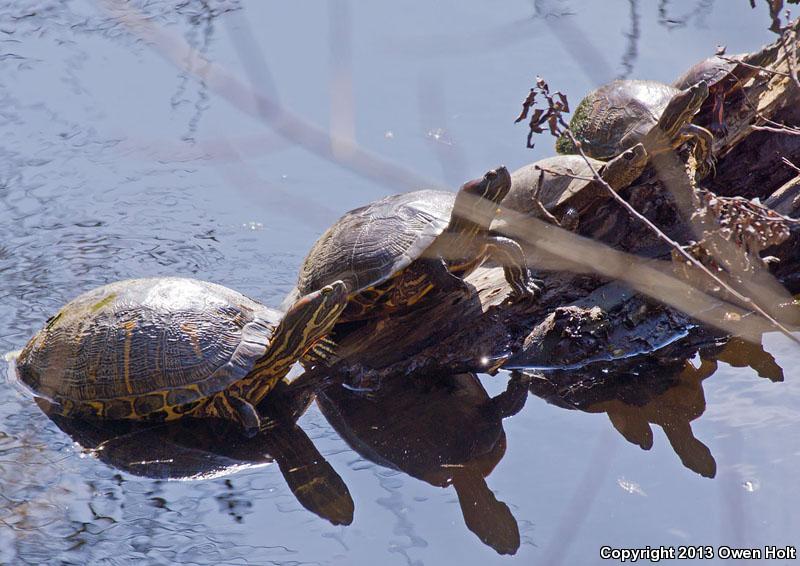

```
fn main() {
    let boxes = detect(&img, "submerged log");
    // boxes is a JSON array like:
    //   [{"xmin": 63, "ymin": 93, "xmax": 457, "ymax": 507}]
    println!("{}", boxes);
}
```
[{"xmin": 314, "ymin": 29, "xmax": 800, "ymax": 382}]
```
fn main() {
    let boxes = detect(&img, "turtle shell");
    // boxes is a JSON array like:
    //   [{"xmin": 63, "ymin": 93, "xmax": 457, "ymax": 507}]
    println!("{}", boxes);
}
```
[
  {"xmin": 673, "ymin": 55, "xmax": 741, "ymax": 90},
  {"xmin": 295, "ymin": 189, "xmax": 454, "ymax": 296},
  {"xmin": 16, "ymin": 278, "xmax": 280, "ymax": 420},
  {"xmin": 316, "ymin": 371, "xmax": 524, "ymax": 555},
  {"xmin": 503, "ymin": 155, "xmax": 609, "ymax": 216},
  {"xmin": 503, "ymin": 144, "xmax": 648, "ymax": 217},
  {"xmin": 316, "ymin": 372, "xmax": 506, "ymax": 478},
  {"xmin": 557, "ymin": 80, "xmax": 679, "ymax": 159}
]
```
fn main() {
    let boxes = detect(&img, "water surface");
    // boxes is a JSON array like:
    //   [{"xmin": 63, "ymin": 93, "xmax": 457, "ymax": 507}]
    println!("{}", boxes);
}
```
[{"xmin": 1, "ymin": 1, "xmax": 797, "ymax": 564}]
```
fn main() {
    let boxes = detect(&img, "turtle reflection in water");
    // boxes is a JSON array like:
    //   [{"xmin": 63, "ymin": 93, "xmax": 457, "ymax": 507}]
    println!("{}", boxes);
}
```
[
  {"xmin": 316, "ymin": 371, "xmax": 529, "ymax": 555},
  {"xmin": 524, "ymin": 335, "xmax": 783, "ymax": 479},
  {"xmin": 45, "ymin": 381, "xmax": 354, "ymax": 526}
]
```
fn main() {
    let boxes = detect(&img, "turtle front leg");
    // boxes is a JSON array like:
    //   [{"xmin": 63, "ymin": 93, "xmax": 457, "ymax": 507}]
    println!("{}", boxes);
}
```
[
  {"xmin": 487, "ymin": 371, "xmax": 531, "ymax": 418},
  {"xmin": 423, "ymin": 256, "xmax": 471, "ymax": 295},
  {"xmin": 679, "ymin": 123, "xmax": 715, "ymax": 178},
  {"xmin": 709, "ymin": 91, "xmax": 728, "ymax": 138},
  {"xmin": 388, "ymin": 257, "xmax": 469, "ymax": 306},
  {"xmin": 302, "ymin": 336, "xmax": 340, "ymax": 367},
  {"xmin": 201, "ymin": 391, "xmax": 262, "ymax": 437},
  {"xmin": 484, "ymin": 235, "xmax": 543, "ymax": 300}
]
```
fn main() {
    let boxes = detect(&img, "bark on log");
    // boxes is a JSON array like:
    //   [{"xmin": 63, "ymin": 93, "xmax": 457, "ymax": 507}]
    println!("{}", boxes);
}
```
[{"xmin": 313, "ymin": 29, "xmax": 800, "ymax": 382}]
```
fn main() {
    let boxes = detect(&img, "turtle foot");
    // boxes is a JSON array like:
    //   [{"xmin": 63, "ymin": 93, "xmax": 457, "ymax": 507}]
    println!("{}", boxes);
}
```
[
  {"xmin": 710, "ymin": 121, "xmax": 728, "ymax": 139},
  {"xmin": 304, "ymin": 337, "xmax": 340, "ymax": 367},
  {"xmin": 510, "ymin": 275, "xmax": 544, "ymax": 302},
  {"xmin": 697, "ymin": 155, "xmax": 717, "ymax": 179}
]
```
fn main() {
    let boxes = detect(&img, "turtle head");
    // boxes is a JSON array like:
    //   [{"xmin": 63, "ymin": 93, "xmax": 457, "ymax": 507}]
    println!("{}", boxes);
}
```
[
  {"xmin": 268, "ymin": 280, "xmax": 348, "ymax": 367},
  {"xmin": 235, "ymin": 281, "xmax": 348, "ymax": 408},
  {"xmin": 283, "ymin": 280, "xmax": 348, "ymax": 346},
  {"xmin": 601, "ymin": 143, "xmax": 649, "ymax": 189},
  {"xmin": 657, "ymin": 80, "xmax": 709, "ymax": 140},
  {"xmin": 684, "ymin": 80, "xmax": 710, "ymax": 112},
  {"xmin": 453, "ymin": 166, "xmax": 512, "ymax": 228}
]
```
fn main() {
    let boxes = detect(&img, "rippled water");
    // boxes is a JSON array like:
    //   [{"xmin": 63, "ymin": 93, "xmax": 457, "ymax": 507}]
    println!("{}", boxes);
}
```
[{"xmin": 0, "ymin": 1, "xmax": 798, "ymax": 564}]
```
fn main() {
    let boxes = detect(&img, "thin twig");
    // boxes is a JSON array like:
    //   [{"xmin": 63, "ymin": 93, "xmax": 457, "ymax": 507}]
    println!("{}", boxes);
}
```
[
  {"xmin": 783, "ymin": 156, "xmax": 800, "ymax": 173},
  {"xmin": 529, "ymin": 168, "xmax": 562, "ymax": 226},
  {"xmin": 709, "ymin": 20, "xmax": 800, "ymax": 147},
  {"xmin": 718, "ymin": 55, "xmax": 795, "ymax": 79},
  {"xmin": 560, "ymin": 129, "xmax": 800, "ymax": 345},
  {"xmin": 751, "ymin": 124, "xmax": 800, "ymax": 134},
  {"xmin": 535, "ymin": 165, "xmax": 596, "ymax": 183}
]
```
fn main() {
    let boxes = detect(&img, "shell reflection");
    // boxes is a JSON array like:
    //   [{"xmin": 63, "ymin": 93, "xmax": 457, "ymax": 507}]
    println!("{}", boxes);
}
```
[
  {"xmin": 42, "ymin": 383, "xmax": 354, "ymax": 526},
  {"xmin": 317, "ymin": 371, "xmax": 528, "ymax": 555}
]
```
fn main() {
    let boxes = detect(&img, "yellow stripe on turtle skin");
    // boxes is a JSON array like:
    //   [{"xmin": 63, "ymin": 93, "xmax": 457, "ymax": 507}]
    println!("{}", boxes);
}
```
[
  {"xmin": 392, "ymin": 270, "xmax": 434, "ymax": 307},
  {"xmin": 237, "ymin": 294, "xmax": 336, "ymax": 405}
]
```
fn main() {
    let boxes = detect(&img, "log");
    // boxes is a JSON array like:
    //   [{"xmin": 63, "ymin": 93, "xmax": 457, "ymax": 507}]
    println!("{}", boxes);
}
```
[{"xmin": 310, "ymin": 28, "xmax": 800, "ymax": 383}]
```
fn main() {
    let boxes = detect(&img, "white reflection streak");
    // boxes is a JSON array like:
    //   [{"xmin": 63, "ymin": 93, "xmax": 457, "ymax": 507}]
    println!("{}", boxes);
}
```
[
  {"xmin": 328, "ymin": 0, "xmax": 357, "ymax": 159},
  {"xmin": 94, "ymin": 0, "xmax": 435, "ymax": 193},
  {"xmin": 417, "ymin": 72, "xmax": 467, "ymax": 187}
]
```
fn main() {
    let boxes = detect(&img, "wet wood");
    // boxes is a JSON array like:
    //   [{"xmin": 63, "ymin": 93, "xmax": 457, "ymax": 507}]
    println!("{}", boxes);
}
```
[{"xmin": 322, "ymin": 30, "xmax": 800, "ymax": 380}]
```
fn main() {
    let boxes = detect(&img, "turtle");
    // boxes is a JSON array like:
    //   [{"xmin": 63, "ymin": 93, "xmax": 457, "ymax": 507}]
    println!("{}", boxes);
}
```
[
  {"xmin": 555, "ymin": 79, "xmax": 714, "ymax": 177},
  {"xmin": 284, "ymin": 166, "xmax": 542, "ymax": 325},
  {"xmin": 316, "ymin": 370, "xmax": 530, "ymax": 555},
  {"xmin": 672, "ymin": 43, "xmax": 780, "ymax": 137},
  {"xmin": 15, "ymin": 277, "xmax": 347, "ymax": 436},
  {"xmin": 45, "ymin": 380, "xmax": 354, "ymax": 525},
  {"xmin": 499, "ymin": 143, "xmax": 648, "ymax": 228}
]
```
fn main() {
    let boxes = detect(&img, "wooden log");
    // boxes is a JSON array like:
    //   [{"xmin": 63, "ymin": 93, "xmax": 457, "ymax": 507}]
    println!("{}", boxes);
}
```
[{"xmin": 317, "ymin": 30, "xmax": 800, "ymax": 381}]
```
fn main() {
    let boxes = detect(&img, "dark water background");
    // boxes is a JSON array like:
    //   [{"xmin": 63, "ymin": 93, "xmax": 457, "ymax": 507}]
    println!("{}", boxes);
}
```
[{"xmin": 0, "ymin": 1, "xmax": 798, "ymax": 564}]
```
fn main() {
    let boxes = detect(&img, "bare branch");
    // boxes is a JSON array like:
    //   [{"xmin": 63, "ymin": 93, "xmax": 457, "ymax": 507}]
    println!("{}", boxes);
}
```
[
  {"xmin": 514, "ymin": 74, "xmax": 800, "ymax": 345},
  {"xmin": 783, "ymin": 156, "xmax": 800, "ymax": 173}
]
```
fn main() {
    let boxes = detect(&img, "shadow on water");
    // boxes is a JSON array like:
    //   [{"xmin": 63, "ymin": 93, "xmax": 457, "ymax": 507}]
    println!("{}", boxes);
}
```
[
  {"xmin": 40, "ymin": 382, "xmax": 354, "ymax": 526},
  {"xmin": 2, "ymin": 320, "xmax": 794, "ymax": 558},
  {"xmin": 318, "ymin": 371, "xmax": 528, "ymax": 556},
  {"xmin": 525, "ymin": 334, "xmax": 784, "ymax": 479}
]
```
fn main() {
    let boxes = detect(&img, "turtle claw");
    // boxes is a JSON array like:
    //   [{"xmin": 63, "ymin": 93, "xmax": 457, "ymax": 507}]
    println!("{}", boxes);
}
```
[
  {"xmin": 696, "ymin": 153, "xmax": 717, "ymax": 179},
  {"xmin": 304, "ymin": 337, "xmax": 340, "ymax": 367},
  {"xmin": 710, "ymin": 121, "xmax": 728, "ymax": 139},
  {"xmin": 511, "ymin": 274, "xmax": 544, "ymax": 302}
]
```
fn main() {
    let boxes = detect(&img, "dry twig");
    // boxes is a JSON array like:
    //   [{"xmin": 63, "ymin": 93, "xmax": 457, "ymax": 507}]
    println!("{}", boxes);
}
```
[{"xmin": 515, "ymin": 77, "xmax": 800, "ymax": 345}]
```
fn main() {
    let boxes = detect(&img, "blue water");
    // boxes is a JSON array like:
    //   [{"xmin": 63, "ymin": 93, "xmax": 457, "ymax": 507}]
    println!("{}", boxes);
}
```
[{"xmin": 0, "ymin": 1, "xmax": 797, "ymax": 564}]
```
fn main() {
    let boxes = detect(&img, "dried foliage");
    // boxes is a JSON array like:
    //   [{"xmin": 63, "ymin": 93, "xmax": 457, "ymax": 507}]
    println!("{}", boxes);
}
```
[
  {"xmin": 514, "ymin": 37, "xmax": 800, "ymax": 344},
  {"xmin": 673, "ymin": 192, "xmax": 794, "ymax": 289},
  {"xmin": 514, "ymin": 77, "xmax": 570, "ymax": 148}
]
